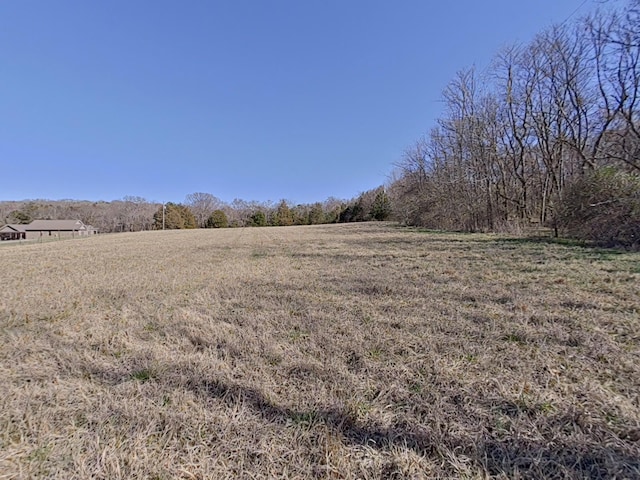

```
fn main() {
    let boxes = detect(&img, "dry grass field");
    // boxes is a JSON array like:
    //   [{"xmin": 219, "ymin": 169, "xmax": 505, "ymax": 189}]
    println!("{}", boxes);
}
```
[{"xmin": 1, "ymin": 223, "xmax": 639, "ymax": 479}]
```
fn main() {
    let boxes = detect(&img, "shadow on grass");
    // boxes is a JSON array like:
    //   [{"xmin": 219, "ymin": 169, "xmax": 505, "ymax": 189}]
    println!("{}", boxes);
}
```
[
  {"xmin": 393, "ymin": 223, "xmax": 636, "ymax": 252},
  {"xmin": 496, "ymin": 236, "xmax": 636, "ymax": 259},
  {"xmin": 194, "ymin": 378, "xmax": 436, "ymax": 453},
  {"xmin": 80, "ymin": 354, "xmax": 640, "ymax": 477},
  {"xmin": 497, "ymin": 235, "xmax": 605, "ymax": 249},
  {"xmin": 193, "ymin": 378, "xmax": 640, "ymax": 479}
]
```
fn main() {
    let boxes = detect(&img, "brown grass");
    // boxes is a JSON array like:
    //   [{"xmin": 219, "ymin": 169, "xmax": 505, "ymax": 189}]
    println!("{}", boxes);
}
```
[{"xmin": 1, "ymin": 223, "xmax": 639, "ymax": 479}]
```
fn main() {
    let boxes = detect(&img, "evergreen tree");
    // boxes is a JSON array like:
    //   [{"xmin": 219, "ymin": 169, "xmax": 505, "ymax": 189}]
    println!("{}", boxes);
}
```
[
  {"xmin": 153, "ymin": 203, "xmax": 197, "ymax": 229},
  {"xmin": 206, "ymin": 209, "xmax": 228, "ymax": 228},
  {"xmin": 249, "ymin": 210, "xmax": 267, "ymax": 227},
  {"xmin": 371, "ymin": 189, "xmax": 392, "ymax": 220},
  {"xmin": 274, "ymin": 200, "xmax": 293, "ymax": 226},
  {"xmin": 308, "ymin": 202, "xmax": 324, "ymax": 225},
  {"xmin": 7, "ymin": 210, "xmax": 31, "ymax": 224}
]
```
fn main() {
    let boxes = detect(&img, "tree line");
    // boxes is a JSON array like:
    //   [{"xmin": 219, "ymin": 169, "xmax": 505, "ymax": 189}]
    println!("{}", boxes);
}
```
[
  {"xmin": 390, "ymin": 0, "xmax": 640, "ymax": 247},
  {"xmin": 0, "ymin": 187, "xmax": 391, "ymax": 233}
]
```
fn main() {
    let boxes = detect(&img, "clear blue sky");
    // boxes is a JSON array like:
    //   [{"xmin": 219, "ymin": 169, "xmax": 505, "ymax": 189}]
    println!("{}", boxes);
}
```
[{"xmin": 0, "ymin": 0, "xmax": 611, "ymax": 204}]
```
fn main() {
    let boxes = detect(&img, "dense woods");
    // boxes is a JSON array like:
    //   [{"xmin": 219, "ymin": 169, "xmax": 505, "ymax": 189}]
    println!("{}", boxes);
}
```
[{"xmin": 390, "ymin": 1, "xmax": 640, "ymax": 247}]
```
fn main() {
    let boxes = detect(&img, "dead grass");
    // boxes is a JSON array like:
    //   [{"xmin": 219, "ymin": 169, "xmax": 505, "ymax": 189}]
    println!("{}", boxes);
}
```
[{"xmin": 1, "ymin": 223, "xmax": 639, "ymax": 479}]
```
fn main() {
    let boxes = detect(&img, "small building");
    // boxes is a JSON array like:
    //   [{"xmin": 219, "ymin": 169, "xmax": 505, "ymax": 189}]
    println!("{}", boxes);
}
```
[
  {"xmin": 25, "ymin": 219, "xmax": 94, "ymax": 240},
  {"xmin": 0, "ymin": 224, "xmax": 27, "ymax": 241},
  {"xmin": 0, "ymin": 219, "xmax": 97, "ymax": 241}
]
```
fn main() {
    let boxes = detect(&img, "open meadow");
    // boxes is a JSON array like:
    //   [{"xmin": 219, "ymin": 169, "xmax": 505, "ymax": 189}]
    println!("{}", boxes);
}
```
[{"xmin": 1, "ymin": 223, "xmax": 639, "ymax": 479}]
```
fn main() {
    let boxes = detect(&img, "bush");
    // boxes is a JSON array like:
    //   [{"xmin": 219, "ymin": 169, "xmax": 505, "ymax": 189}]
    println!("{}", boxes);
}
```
[{"xmin": 559, "ymin": 168, "xmax": 640, "ymax": 248}]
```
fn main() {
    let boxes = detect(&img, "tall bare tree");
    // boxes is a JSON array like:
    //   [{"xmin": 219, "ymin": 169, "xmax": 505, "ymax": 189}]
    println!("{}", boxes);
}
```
[{"xmin": 185, "ymin": 192, "xmax": 224, "ymax": 228}]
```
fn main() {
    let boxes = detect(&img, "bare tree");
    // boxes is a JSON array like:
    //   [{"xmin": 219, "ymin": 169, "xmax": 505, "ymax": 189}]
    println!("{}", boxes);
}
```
[
  {"xmin": 588, "ymin": 6, "xmax": 640, "ymax": 172},
  {"xmin": 185, "ymin": 192, "xmax": 224, "ymax": 228}
]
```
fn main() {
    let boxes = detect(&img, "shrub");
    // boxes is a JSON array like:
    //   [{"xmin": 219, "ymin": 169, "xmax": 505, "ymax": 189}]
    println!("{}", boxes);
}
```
[{"xmin": 559, "ymin": 168, "xmax": 640, "ymax": 248}]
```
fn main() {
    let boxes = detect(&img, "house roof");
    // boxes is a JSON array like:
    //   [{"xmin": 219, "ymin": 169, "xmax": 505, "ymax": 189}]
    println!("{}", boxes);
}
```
[
  {"xmin": 26, "ymin": 219, "xmax": 86, "ymax": 231},
  {"xmin": 0, "ymin": 224, "xmax": 27, "ymax": 232}
]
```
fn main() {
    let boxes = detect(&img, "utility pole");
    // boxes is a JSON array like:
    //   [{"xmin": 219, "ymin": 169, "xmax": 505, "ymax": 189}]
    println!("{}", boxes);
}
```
[{"xmin": 162, "ymin": 203, "xmax": 166, "ymax": 230}]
